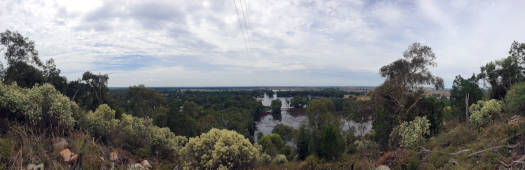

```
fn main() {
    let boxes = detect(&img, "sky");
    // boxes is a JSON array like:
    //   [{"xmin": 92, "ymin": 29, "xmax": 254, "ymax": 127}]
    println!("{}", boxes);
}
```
[{"xmin": 1, "ymin": 0, "xmax": 525, "ymax": 87}]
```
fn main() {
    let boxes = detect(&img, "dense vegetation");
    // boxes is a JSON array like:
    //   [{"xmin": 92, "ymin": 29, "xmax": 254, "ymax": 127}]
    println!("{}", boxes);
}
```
[{"xmin": 0, "ymin": 30, "xmax": 525, "ymax": 169}]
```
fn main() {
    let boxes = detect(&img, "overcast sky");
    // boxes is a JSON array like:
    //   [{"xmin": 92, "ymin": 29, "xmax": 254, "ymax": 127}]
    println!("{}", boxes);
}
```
[{"xmin": 1, "ymin": 0, "xmax": 524, "ymax": 87}]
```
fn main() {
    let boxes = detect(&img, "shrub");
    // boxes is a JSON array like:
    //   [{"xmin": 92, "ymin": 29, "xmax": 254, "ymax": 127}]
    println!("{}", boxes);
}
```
[
  {"xmin": 80, "ymin": 104, "xmax": 119, "ymax": 140},
  {"xmin": 181, "ymin": 128, "xmax": 260, "ymax": 169},
  {"xmin": 258, "ymin": 134, "xmax": 285, "ymax": 156},
  {"xmin": 505, "ymin": 82, "xmax": 525, "ymax": 115},
  {"xmin": 272, "ymin": 154, "xmax": 288, "ymax": 164},
  {"xmin": 392, "ymin": 116, "xmax": 430, "ymax": 148},
  {"xmin": 0, "ymin": 83, "xmax": 79, "ymax": 131},
  {"xmin": 469, "ymin": 99, "xmax": 503, "ymax": 128}
]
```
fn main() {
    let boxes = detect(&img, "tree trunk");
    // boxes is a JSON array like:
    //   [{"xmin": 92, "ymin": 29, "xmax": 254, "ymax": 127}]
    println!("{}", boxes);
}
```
[{"xmin": 465, "ymin": 93, "xmax": 469, "ymax": 129}]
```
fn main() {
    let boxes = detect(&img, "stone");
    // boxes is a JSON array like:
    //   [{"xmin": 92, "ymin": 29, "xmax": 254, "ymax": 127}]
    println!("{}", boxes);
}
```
[
  {"xmin": 27, "ymin": 163, "xmax": 44, "ymax": 170},
  {"xmin": 52, "ymin": 137, "xmax": 68, "ymax": 151},
  {"xmin": 376, "ymin": 165, "xmax": 391, "ymax": 170},
  {"xmin": 110, "ymin": 151, "xmax": 118, "ymax": 161},
  {"xmin": 128, "ymin": 163, "xmax": 146, "ymax": 170},
  {"xmin": 70, "ymin": 154, "xmax": 79, "ymax": 163},
  {"xmin": 141, "ymin": 160, "xmax": 152, "ymax": 169},
  {"xmin": 59, "ymin": 148, "xmax": 73, "ymax": 162}
]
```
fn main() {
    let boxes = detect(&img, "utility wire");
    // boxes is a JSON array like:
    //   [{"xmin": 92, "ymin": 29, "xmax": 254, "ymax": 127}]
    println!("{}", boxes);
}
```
[{"xmin": 232, "ymin": 0, "xmax": 250, "ymax": 57}]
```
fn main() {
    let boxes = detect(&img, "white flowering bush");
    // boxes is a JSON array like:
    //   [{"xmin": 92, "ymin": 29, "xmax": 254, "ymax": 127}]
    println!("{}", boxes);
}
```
[
  {"xmin": 392, "ymin": 116, "xmax": 430, "ymax": 148},
  {"xmin": 181, "ymin": 128, "xmax": 260, "ymax": 169},
  {"xmin": 469, "ymin": 99, "xmax": 503, "ymax": 128}
]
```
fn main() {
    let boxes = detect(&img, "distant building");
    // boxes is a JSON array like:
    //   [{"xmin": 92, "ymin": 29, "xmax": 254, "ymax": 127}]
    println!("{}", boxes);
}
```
[{"xmin": 423, "ymin": 89, "xmax": 450, "ymax": 99}]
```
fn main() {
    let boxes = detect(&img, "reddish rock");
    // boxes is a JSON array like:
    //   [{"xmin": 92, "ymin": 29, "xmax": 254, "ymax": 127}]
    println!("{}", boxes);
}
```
[
  {"xmin": 59, "ymin": 149, "xmax": 74, "ymax": 162},
  {"xmin": 110, "ymin": 151, "xmax": 118, "ymax": 161},
  {"xmin": 70, "ymin": 154, "xmax": 78, "ymax": 163},
  {"xmin": 52, "ymin": 138, "xmax": 68, "ymax": 151},
  {"xmin": 141, "ymin": 160, "xmax": 152, "ymax": 169}
]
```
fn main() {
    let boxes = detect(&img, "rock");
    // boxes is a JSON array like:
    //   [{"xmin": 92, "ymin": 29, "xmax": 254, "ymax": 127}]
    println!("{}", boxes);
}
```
[
  {"xmin": 376, "ymin": 165, "xmax": 391, "ymax": 170},
  {"xmin": 128, "ymin": 163, "xmax": 146, "ymax": 170},
  {"xmin": 27, "ymin": 163, "xmax": 44, "ymax": 170},
  {"xmin": 141, "ymin": 160, "xmax": 152, "ymax": 169},
  {"xmin": 110, "ymin": 151, "xmax": 118, "ymax": 161},
  {"xmin": 60, "ymin": 148, "xmax": 74, "ymax": 162},
  {"xmin": 52, "ymin": 137, "xmax": 68, "ymax": 151},
  {"xmin": 70, "ymin": 154, "xmax": 79, "ymax": 163}
]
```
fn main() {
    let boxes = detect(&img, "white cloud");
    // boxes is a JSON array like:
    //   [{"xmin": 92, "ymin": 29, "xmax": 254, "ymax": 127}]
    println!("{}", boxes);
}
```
[{"xmin": 1, "ymin": 0, "xmax": 525, "ymax": 87}]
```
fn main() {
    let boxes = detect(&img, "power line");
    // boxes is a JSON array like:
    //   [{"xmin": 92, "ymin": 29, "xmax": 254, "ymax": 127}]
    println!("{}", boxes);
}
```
[{"xmin": 232, "ymin": 0, "xmax": 250, "ymax": 57}]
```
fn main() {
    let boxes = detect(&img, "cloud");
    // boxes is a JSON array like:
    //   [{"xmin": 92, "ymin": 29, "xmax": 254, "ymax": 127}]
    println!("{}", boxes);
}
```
[{"xmin": 1, "ymin": 0, "xmax": 525, "ymax": 87}]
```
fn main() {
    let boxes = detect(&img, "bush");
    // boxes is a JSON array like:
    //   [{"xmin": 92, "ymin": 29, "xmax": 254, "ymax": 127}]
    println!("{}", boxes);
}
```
[
  {"xmin": 0, "ymin": 83, "xmax": 79, "ymax": 132},
  {"xmin": 272, "ymin": 154, "xmax": 288, "ymax": 164},
  {"xmin": 80, "ymin": 104, "xmax": 119, "ymax": 140},
  {"xmin": 505, "ymin": 82, "xmax": 525, "ymax": 115},
  {"xmin": 181, "ymin": 128, "xmax": 260, "ymax": 169},
  {"xmin": 392, "ymin": 116, "xmax": 430, "ymax": 148},
  {"xmin": 469, "ymin": 99, "xmax": 503, "ymax": 128}
]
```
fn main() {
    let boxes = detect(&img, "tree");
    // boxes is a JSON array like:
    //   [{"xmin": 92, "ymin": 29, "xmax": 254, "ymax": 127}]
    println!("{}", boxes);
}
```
[
  {"xmin": 295, "ymin": 125, "xmax": 314, "ymax": 160},
  {"xmin": 126, "ymin": 85, "xmax": 167, "ymax": 122},
  {"xmin": 290, "ymin": 96, "xmax": 307, "ymax": 108},
  {"xmin": 258, "ymin": 134, "xmax": 285, "ymax": 156},
  {"xmin": 306, "ymin": 98, "xmax": 337, "ymax": 132},
  {"xmin": 319, "ymin": 124, "xmax": 344, "ymax": 160},
  {"xmin": 3, "ymin": 61, "xmax": 44, "ymax": 88},
  {"xmin": 450, "ymin": 74, "xmax": 483, "ymax": 122},
  {"xmin": 272, "ymin": 124, "xmax": 295, "ymax": 141},
  {"xmin": 505, "ymin": 82, "xmax": 525, "ymax": 115},
  {"xmin": 478, "ymin": 41, "xmax": 525, "ymax": 99},
  {"xmin": 0, "ymin": 30, "xmax": 42, "ymax": 67},
  {"xmin": 68, "ymin": 71, "xmax": 109, "ymax": 110},
  {"xmin": 181, "ymin": 128, "xmax": 260, "ymax": 169},
  {"xmin": 271, "ymin": 99, "xmax": 282, "ymax": 115},
  {"xmin": 373, "ymin": 42, "xmax": 444, "ymax": 124}
]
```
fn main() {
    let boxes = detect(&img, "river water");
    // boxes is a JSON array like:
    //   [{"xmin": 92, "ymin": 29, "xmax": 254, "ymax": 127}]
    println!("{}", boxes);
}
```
[{"xmin": 254, "ymin": 93, "xmax": 373, "ymax": 145}]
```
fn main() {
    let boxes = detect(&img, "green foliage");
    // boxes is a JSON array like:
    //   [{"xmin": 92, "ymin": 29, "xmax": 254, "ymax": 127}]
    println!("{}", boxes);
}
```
[
  {"xmin": 295, "ymin": 125, "xmax": 314, "ymax": 160},
  {"xmin": 181, "ymin": 128, "xmax": 260, "ymax": 169},
  {"xmin": 290, "ymin": 97, "xmax": 307, "ymax": 108},
  {"xmin": 505, "ymin": 82, "xmax": 525, "ymax": 115},
  {"xmin": 4, "ymin": 62, "xmax": 44, "ymax": 88},
  {"xmin": 469, "ymin": 99, "xmax": 503, "ymax": 128},
  {"xmin": 80, "ymin": 104, "xmax": 118, "ymax": 140},
  {"xmin": 450, "ymin": 74, "xmax": 483, "ymax": 120},
  {"xmin": 354, "ymin": 139, "xmax": 379, "ymax": 153},
  {"xmin": 478, "ymin": 41, "xmax": 525, "ymax": 99},
  {"xmin": 0, "ymin": 83, "xmax": 79, "ymax": 132},
  {"xmin": 272, "ymin": 154, "xmax": 288, "ymax": 164},
  {"xmin": 272, "ymin": 124, "xmax": 295, "ymax": 141},
  {"xmin": 372, "ymin": 109, "xmax": 395, "ymax": 148},
  {"xmin": 392, "ymin": 116, "xmax": 430, "ymax": 148},
  {"xmin": 271, "ymin": 99, "xmax": 282, "ymax": 115},
  {"xmin": 306, "ymin": 98, "xmax": 337, "ymax": 132},
  {"xmin": 258, "ymin": 134, "xmax": 285, "ymax": 156},
  {"xmin": 319, "ymin": 124, "xmax": 344, "ymax": 160},
  {"xmin": 126, "ymin": 85, "xmax": 168, "ymax": 124},
  {"xmin": 0, "ymin": 138, "xmax": 14, "ymax": 164}
]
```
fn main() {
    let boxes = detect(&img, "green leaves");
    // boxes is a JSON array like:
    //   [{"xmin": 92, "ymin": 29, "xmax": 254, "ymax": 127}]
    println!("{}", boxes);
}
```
[
  {"xmin": 181, "ymin": 128, "xmax": 260, "ymax": 169},
  {"xmin": 392, "ymin": 116, "xmax": 430, "ymax": 148},
  {"xmin": 505, "ymin": 82, "xmax": 525, "ymax": 115},
  {"xmin": 469, "ymin": 99, "xmax": 503, "ymax": 128}
]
